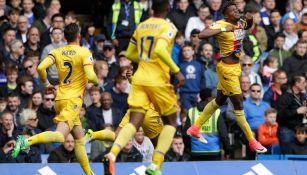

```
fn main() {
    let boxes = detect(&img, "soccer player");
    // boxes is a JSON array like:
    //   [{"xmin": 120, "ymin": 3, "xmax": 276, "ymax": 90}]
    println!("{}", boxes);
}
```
[
  {"xmin": 11, "ymin": 23, "xmax": 113, "ymax": 175},
  {"xmin": 104, "ymin": 0, "xmax": 185, "ymax": 175},
  {"xmin": 187, "ymin": 1, "xmax": 267, "ymax": 153}
]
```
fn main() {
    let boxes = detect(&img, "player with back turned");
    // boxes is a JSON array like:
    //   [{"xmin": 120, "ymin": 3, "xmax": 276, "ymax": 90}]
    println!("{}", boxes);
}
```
[
  {"xmin": 187, "ymin": 1, "xmax": 267, "ymax": 153},
  {"xmin": 104, "ymin": 0, "xmax": 185, "ymax": 175},
  {"xmin": 11, "ymin": 23, "xmax": 115, "ymax": 175}
]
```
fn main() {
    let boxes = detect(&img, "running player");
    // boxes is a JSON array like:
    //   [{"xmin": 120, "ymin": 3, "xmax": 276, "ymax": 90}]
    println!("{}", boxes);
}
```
[
  {"xmin": 187, "ymin": 1, "xmax": 267, "ymax": 153},
  {"xmin": 104, "ymin": 0, "xmax": 185, "ymax": 175},
  {"xmin": 11, "ymin": 23, "xmax": 106, "ymax": 175}
]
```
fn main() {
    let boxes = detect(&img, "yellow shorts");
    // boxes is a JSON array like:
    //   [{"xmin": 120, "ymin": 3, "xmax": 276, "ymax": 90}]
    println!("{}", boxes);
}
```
[
  {"xmin": 128, "ymin": 84, "xmax": 177, "ymax": 116},
  {"xmin": 119, "ymin": 108, "xmax": 163, "ymax": 139},
  {"xmin": 54, "ymin": 97, "xmax": 83, "ymax": 130},
  {"xmin": 216, "ymin": 61, "xmax": 242, "ymax": 96}
]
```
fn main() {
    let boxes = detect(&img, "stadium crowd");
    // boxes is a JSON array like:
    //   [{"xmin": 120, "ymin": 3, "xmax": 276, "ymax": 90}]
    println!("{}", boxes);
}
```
[{"xmin": 0, "ymin": 0, "xmax": 306, "ymax": 164}]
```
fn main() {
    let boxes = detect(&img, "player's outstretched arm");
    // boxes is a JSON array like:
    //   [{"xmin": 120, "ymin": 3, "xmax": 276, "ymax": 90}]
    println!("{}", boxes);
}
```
[
  {"xmin": 126, "ymin": 37, "xmax": 139, "ymax": 63},
  {"xmin": 199, "ymin": 25, "xmax": 234, "ymax": 39},
  {"xmin": 37, "ymin": 56, "xmax": 54, "ymax": 87},
  {"xmin": 84, "ymin": 65, "xmax": 99, "ymax": 86}
]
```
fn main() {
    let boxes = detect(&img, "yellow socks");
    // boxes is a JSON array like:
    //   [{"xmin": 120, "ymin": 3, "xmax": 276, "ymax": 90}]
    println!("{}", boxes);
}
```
[
  {"xmin": 152, "ymin": 125, "xmax": 176, "ymax": 170},
  {"xmin": 92, "ymin": 129, "xmax": 115, "ymax": 142},
  {"xmin": 195, "ymin": 99, "xmax": 219, "ymax": 128},
  {"xmin": 28, "ymin": 131, "xmax": 65, "ymax": 146},
  {"xmin": 110, "ymin": 123, "xmax": 137, "ymax": 157},
  {"xmin": 234, "ymin": 110, "xmax": 254, "ymax": 141},
  {"xmin": 75, "ymin": 138, "xmax": 93, "ymax": 175}
]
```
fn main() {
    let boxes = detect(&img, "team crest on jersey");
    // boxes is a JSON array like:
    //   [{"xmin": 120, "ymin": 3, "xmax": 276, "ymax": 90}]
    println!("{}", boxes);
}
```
[
  {"xmin": 167, "ymin": 31, "xmax": 174, "ymax": 39},
  {"xmin": 88, "ymin": 55, "xmax": 93, "ymax": 62}
]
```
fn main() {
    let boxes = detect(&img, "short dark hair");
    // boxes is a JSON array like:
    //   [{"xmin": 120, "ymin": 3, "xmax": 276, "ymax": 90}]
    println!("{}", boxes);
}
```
[
  {"xmin": 222, "ymin": 1, "xmax": 236, "ymax": 15},
  {"xmin": 298, "ymin": 29, "xmax": 307, "ymax": 39},
  {"xmin": 274, "ymin": 32, "xmax": 286, "ymax": 40},
  {"xmin": 295, "ymin": 125, "xmax": 307, "ymax": 134},
  {"xmin": 152, "ymin": 0, "xmax": 169, "ymax": 14},
  {"xmin": 250, "ymin": 83, "xmax": 262, "ymax": 90},
  {"xmin": 51, "ymin": 13, "xmax": 64, "ymax": 22},
  {"xmin": 64, "ymin": 23, "xmax": 80, "ymax": 42}
]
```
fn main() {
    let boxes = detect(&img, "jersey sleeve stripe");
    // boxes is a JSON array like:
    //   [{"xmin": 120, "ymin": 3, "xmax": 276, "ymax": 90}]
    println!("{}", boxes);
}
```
[
  {"xmin": 158, "ymin": 37, "xmax": 170, "ymax": 43},
  {"xmin": 130, "ymin": 37, "xmax": 137, "ymax": 44},
  {"xmin": 47, "ymin": 54, "xmax": 55, "ymax": 63}
]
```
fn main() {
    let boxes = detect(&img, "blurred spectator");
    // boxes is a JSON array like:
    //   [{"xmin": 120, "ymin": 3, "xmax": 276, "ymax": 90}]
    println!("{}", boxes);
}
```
[
  {"xmin": 172, "ymin": 32, "xmax": 184, "ymax": 65},
  {"xmin": 0, "ymin": 97, "xmax": 7, "ymax": 112},
  {"xmin": 179, "ymin": 43, "xmax": 205, "ymax": 110},
  {"xmin": 185, "ymin": 4, "xmax": 209, "ymax": 41},
  {"xmin": 165, "ymin": 134, "xmax": 190, "ymax": 161},
  {"xmin": 48, "ymin": 133, "xmax": 78, "ymax": 163},
  {"xmin": 257, "ymin": 108, "xmax": 279, "ymax": 153},
  {"xmin": 33, "ymin": 0, "xmax": 47, "ymax": 18},
  {"xmin": 168, "ymin": 0, "xmax": 196, "ymax": 34},
  {"xmin": 207, "ymin": 0, "xmax": 222, "ymax": 21},
  {"xmin": 264, "ymin": 9, "xmax": 282, "ymax": 51},
  {"xmin": 94, "ymin": 60, "xmax": 113, "ymax": 92},
  {"xmin": 5, "ymin": 39, "xmax": 25, "ymax": 70},
  {"xmin": 24, "ymin": 26, "xmax": 41, "ymax": 57},
  {"xmin": 91, "ymin": 34, "xmax": 106, "ymax": 60},
  {"xmin": 23, "ymin": 59, "xmax": 43, "ymax": 91},
  {"xmin": 97, "ymin": 91, "xmax": 123, "ymax": 130},
  {"xmin": 248, "ymin": 10, "xmax": 267, "ymax": 52},
  {"xmin": 109, "ymin": 0, "xmax": 143, "ymax": 54},
  {"xmin": 93, "ymin": 139, "xmax": 142, "ymax": 162},
  {"xmin": 108, "ymin": 75, "xmax": 128, "ymax": 116},
  {"xmin": 40, "ymin": 13, "xmax": 64, "ymax": 48},
  {"xmin": 86, "ymin": 86, "xmax": 102, "ymax": 131},
  {"xmin": 118, "ymin": 66, "xmax": 132, "ymax": 93},
  {"xmin": 16, "ymin": 15, "xmax": 29, "ymax": 43},
  {"xmin": 26, "ymin": 90, "xmax": 43, "ymax": 111},
  {"xmin": 0, "ymin": 27, "xmax": 16, "ymax": 61},
  {"xmin": 81, "ymin": 22, "xmax": 96, "ymax": 49},
  {"xmin": 282, "ymin": 39, "xmax": 307, "ymax": 78},
  {"xmin": 0, "ymin": 112, "xmax": 18, "ymax": 147},
  {"xmin": 133, "ymin": 127, "xmax": 154, "ymax": 163},
  {"xmin": 189, "ymin": 29, "xmax": 201, "ymax": 55},
  {"xmin": 118, "ymin": 51, "xmax": 132, "ymax": 68},
  {"xmin": 40, "ymin": 27, "xmax": 65, "ymax": 84},
  {"xmin": 240, "ymin": 75, "xmax": 252, "ymax": 101},
  {"xmin": 103, "ymin": 42, "xmax": 120, "ymax": 80},
  {"xmin": 5, "ymin": 93, "xmax": 22, "ymax": 127},
  {"xmin": 260, "ymin": 0, "xmax": 276, "ymax": 26},
  {"xmin": 233, "ymin": 0, "xmax": 246, "ymax": 14},
  {"xmin": 241, "ymin": 55, "xmax": 263, "ymax": 88},
  {"xmin": 260, "ymin": 55, "xmax": 278, "ymax": 89},
  {"xmin": 32, "ymin": 7, "xmax": 57, "ymax": 34},
  {"xmin": 263, "ymin": 69, "xmax": 288, "ymax": 108},
  {"xmin": 36, "ymin": 90, "xmax": 56, "ymax": 131},
  {"xmin": 21, "ymin": 0, "xmax": 35, "ymax": 27},
  {"xmin": 281, "ymin": 0, "xmax": 302, "ymax": 25},
  {"xmin": 9, "ymin": 0, "xmax": 22, "ymax": 11},
  {"xmin": 1, "ymin": 7, "xmax": 20, "ymax": 31},
  {"xmin": 48, "ymin": 0, "xmax": 61, "ymax": 13},
  {"xmin": 184, "ymin": 88, "xmax": 230, "ymax": 160},
  {"xmin": 283, "ymin": 18, "xmax": 298, "ymax": 50},
  {"xmin": 243, "ymin": 31, "xmax": 261, "ymax": 63},
  {"xmin": 244, "ymin": 83, "xmax": 270, "ymax": 133},
  {"xmin": 0, "ymin": 0, "xmax": 11, "ymax": 17},
  {"xmin": 267, "ymin": 32, "xmax": 292, "ymax": 67},
  {"xmin": 297, "ymin": 8, "xmax": 307, "ymax": 31},
  {"xmin": 64, "ymin": 10, "xmax": 77, "ymax": 26},
  {"xmin": 289, "ymin": 125, "xmax": 307, "ymax": 154},
  {"xmin": 17, "ymin": 75, "xmax": 33, "ymax": 109},
  {"xmin": 277, "ymin": 75, "xmax": 306, "ymax": 154},
  {"xmin": 198, "ymin": 43, "xmax": 218, "ymax": 95},
  {"xmin": 0, "ymin": 65, "xmax": 18, "ymax": 97}
]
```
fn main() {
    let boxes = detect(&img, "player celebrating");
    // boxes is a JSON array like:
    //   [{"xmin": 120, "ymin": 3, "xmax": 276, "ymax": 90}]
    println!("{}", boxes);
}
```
[
  {"xmin": 187, "ymin": 1, "xmax": 267, "ymax": 153},
  {"xmin": 104, "ymin": 0, "xmax": 185, "ymax": 175},
  {"xmin": 11, "ymin": 23, "xmax": 110, "ymax": 175}
]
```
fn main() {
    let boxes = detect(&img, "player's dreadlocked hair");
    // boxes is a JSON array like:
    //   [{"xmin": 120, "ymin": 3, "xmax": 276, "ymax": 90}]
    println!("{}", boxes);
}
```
[{"xmin": 221, "ymin": 1, "xmax": 236, "ymax": 15}]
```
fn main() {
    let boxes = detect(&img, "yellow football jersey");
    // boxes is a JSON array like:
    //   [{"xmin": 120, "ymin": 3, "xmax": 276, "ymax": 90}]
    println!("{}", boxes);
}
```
[
  {"xmin": 211, "ymin": 19, "xmax": 248, "ymax": 58},
  {"xmin": 48, "ymin": 45, "xmax": 94, "ymax": 100},
  {"xmin": 130, "ymin": 17, "xmax": 177, "ymax": 86}
]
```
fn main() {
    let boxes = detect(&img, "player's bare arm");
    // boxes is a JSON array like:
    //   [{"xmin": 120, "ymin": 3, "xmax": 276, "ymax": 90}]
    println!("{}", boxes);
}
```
[{"xmin": 199, "ymin": 25, "xmax": 235, "ymax": 39}]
